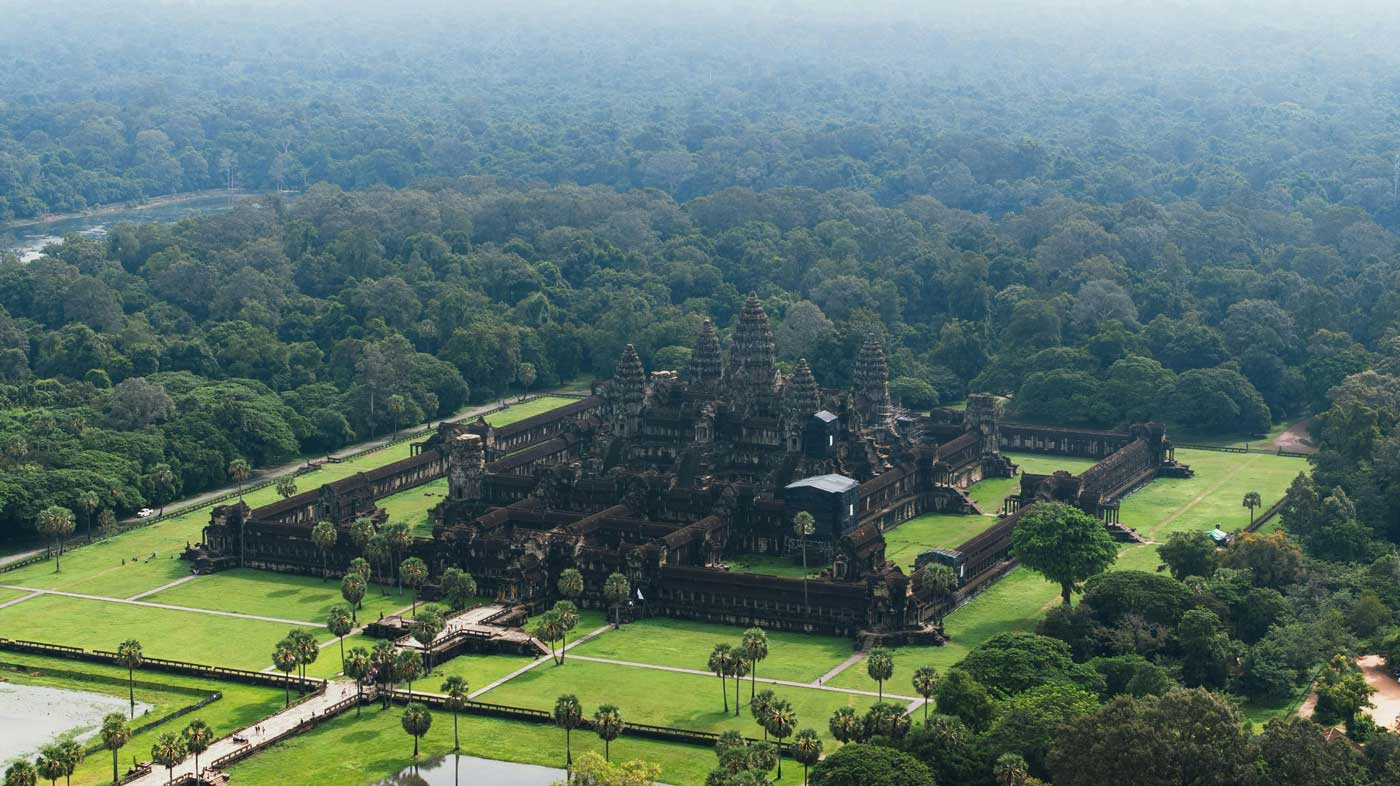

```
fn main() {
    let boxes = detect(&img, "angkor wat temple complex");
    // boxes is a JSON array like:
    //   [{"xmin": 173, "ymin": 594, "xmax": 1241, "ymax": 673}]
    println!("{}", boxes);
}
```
[{"xmin": 194, "ymin": 296, "xmax": 1191, "ymax": 643}]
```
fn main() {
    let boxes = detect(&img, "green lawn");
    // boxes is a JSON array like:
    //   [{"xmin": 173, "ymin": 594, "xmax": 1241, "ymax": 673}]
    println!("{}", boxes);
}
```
[
  {"xmin": 377, "ymin": 478, "xmax": 447, "ymax": 537},
  {"xmin": 479, "ymin": 396, "xmax": 579, "ymax": 426},
  {"xmin": 571, "ymin": 616, "xmax": 852, "ymax": 683},
  {"xmin": 0, "ymin": 594, "xmax": 329, "ymax": 670},
  {"xmin": 1, "ymin": 652, "xmax": 285, "ymax": 786},
  {"xmin": 142, "ymin": 569, "xmax": 408, "ymax": 623},
  {"xmin": 726, "ymin": 554, "xmax": 821, "ymax": 579},
  {"xmin": 884, "ymin": 514, "xmax": 996, "ymax": 571},
  {"xmin": 225, "ymin": 700, "xmax": 728, "ymax": 786},
  {"xmin": 430, "ymin": 650, "xmax": 537, "ymax": 691},
  {"xmin": 480, "ymin": 658, "xmax": 879, "ymax": 746}
]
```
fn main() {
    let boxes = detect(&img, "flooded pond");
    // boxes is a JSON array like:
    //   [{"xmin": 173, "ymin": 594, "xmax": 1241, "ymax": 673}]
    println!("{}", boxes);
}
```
[
  {"xmin": 1, "ymin": 192, "xmax": 253, "ymax": 263},
  {"xmin": 0, "ymin": 681, "xmax": 151, "ymax": 762},
  {"xmin": 371, "ymin": 754, "xmax": 564, "ymax": 786}
]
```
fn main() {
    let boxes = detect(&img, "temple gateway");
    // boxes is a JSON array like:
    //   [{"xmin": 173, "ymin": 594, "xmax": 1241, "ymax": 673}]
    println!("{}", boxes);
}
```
[{"xmin": 192, "ymin": 295, "xmax": 1190, "ymax": 646}]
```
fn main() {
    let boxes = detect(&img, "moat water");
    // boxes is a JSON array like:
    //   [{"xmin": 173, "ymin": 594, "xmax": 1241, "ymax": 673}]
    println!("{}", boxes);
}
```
[
  {"xmin": 370, "ymin": 754, "xmax": 564, "ymax": 786},
  {"xmin": 0, "ymin": 681, "xmax": 152, "ymax": 763}
]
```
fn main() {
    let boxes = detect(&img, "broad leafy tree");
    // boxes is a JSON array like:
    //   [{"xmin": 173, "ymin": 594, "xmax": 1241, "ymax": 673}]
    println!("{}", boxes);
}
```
[{"xmin": 1011, "ymin": 502, "xmax": 1117, "ymax": 605}]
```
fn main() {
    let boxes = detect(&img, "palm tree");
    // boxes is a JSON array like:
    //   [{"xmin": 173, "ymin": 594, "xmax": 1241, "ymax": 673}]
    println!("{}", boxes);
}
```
[
  {"xmin": 602, "ymin": 572, "xmax": 630, "ymax": 628},
  {"xmin": 708, "ymin": 643, "xmax": 734, "ymax": 714},
  {"xmin": 387, "ymin": 394, "xmax": 407, "ymax": 437},
  {"xmin": 553, "ymin": 695, "xmax": 583, "ymax": 778},
  {"xmin": 729, "ymin": 654, "xmax": 750, "ymax": 717},
  {"xmin": 792, "ymin": 728, "xmax": 822, "ymax": 785},
  {"xmin": 341, "ymin": 572, "xmax": 367, "ymax": 622},
  {"xmin": 993, "ymin": 753, "xmax": 1030, "ymax": 786},
  {"xmin": 76, "ymin": 490, "xmax": 100, "ymax": 543},
  {"xmin": 116, "ymin": 639, "xmax": 143, "ymax": 718},
  {"xmin": 4, "ymin": 760, "xmax": 37, "ymax": 786},
  {"xmin": 912, "ymin": 666, "xmax": 938, "ymax": 722},
  {"xmin": 400, "ymin": 556, "xmax": 428, "ymax": 614},
  {"xmin": 344, "ymin": 647, "xmax": 372, "ymax": 717},
  {"xmin": 1243, "ymin": 490, "xmax": 1262, "ymax": 523},
  {"xmin": 36, "ymin": 747, "xmax": 65, "ymax": 786},
  {"xmin": 741, "ymin": 627, "xmax": 769, "ymax": 700},
  {"xmin": 349, "ymin": 518, "xmax": 376, "ymax": 555},
  {"xmin": 288, "ymin": 629, "xmax": 319, "ymax": 689},
  {"xmin": 366, "ymin": 533, "xmax": 391, "ymax": 594},
  {"xmin": 96, "ymin": 509, "xmax": 118, "ymax": 539},
  {"xmin": 914, "ymin": 563, "xmax": 959, "ymax": 624},
  {"xmin": 441, "ymin": 675, "xmax": 469, "ymax": 751},
  {"xmin": 36, "ymin": 506, "xmax": 76, "ymax": 572},
  {"xmin": 828, "ymin": 706, "xmax": 862, "ymax": 744},
  {"xmin": 149, "ymin": 732, "xmax": 186, "ymax": 786},
  {"xmin": 350, "ymin": 555, "xmax": 372, "ymax": 584},
  {"xmin": 181, "ymin": 720, "xmax": 213, "ymax": 780},
  {"xmin": 553, "ymin": 601, "xmax": 579, "ymax": 663},
  {"xmin": 592, "ymin": 704, "xmax": 624, "ymax": 761},
  {"xmin": 227, "ymin": 457, "xmax": 251, "ymax": 500},
  {"xmin": 752, "ymin": 689, "xmax": 776, "ymax": 742},
  {"xmin": 866, "ymin": 647, "xmax": 894, "ymax": 701},
  {"xmin": 535, "ymin": 610, "xmax": 566, "ymax": 666},
  {"xmin": 792, "ymin": 511, "xmax": 816, "ymax": 608},
  {"xmin": 401, "ymin": 703, "xmax": 433, "ymax": 759},
  {"xmin": 99, "ymin": 713, "xmax": 131, "ymax": 785},
  {"xmin": 311, "ymin": 520, "xmax": 339, "ymax": 581},
  {"xmin": 273, "ymin": 641, "xmax": 298, "ymax": 706},
  {"xmin": 396, "ymin": 649, "xmax": 424, "ymax": 700},
  {"xmin": 55, "ymin": 740, "xmax": 83, "ymax": 786},
  {"xmin": 557, "ymin": 568, "xmax": 584, "ymax": 601},
  {"xmin": 385, "ymin": 522, "xmax": 413, "ymax": 593},
  {"xmin": 149, "ymin": 464, "xmax": 177, "ymax": 516},
  {"xmin": 275, "ymin": 476, "xmax": 298, "ymax": 501},
  {"xmin": 327, "ymin": 605, "xmax": 354, "ymax": 669},
  {"xmin": 372, "ymin": 641, "xmax": 398, "ymax": 709},
  {"xmin": 409, "ymin": 607, "xmax": 444, "ymax": 672},
  {"xmin": 764, "ymin": 699, "xmax": 796, "ymax": 779}
]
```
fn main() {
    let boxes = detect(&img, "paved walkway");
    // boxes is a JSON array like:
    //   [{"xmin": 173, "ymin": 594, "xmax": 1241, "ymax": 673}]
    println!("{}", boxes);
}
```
[
  {"xmin": 126, "ymin": 574, "xmax": 200, "ymax": 601},
  {"xmin": 814, "ymin": 652, "xmax": 865, "ymax": 685},
  {"xmin": 0, "ymin": 584, "xmax": 320, "ymax": 627},
  {"xmin": 0, "ymin": 590, "xmax": 42, "ymax": 610},
  {"xmin": 564, "ymin": 654, "xmax": 920, "ymax": 703},
  {"xmin": 125, "ymin": 679, "xmax": 358, "ymax": 786}
]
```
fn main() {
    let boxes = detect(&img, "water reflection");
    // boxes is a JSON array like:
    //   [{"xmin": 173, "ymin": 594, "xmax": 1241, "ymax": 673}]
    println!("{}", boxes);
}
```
[{"xmin": 372, "ymin": 754, "xmax": 564, "ymax": 786}]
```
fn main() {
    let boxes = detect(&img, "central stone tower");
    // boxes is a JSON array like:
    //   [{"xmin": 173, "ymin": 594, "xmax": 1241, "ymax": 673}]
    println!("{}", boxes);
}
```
[{"xmin": 728, "ymin": 294, "xmax": 779, "ymax": 415}]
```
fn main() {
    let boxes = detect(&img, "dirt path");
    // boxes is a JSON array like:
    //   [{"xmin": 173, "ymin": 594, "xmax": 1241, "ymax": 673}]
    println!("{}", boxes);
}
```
[
  {"xmin": 1272, "ymin": 417, "xmax": 1316, "ymax": 454},
  {"xmin": 1297, "ymin": 655, "xmax": 1400, "ymax": 730}
]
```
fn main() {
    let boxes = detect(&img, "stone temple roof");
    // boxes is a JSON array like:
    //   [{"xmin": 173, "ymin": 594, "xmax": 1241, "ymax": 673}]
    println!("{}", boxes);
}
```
[
  {"xmin": 786, "ymin": 474, "xmax": 859, "ymax": 493},
  {"xmin": 813, "ymin": 410, "xmax": 838, "ymax": 423}
]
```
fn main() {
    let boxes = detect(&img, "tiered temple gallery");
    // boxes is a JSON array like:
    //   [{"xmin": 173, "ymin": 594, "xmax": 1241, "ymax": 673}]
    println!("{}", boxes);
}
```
[{"xmin": 193, "ymin": 296, "xmax": 1191, "ymax": 643}]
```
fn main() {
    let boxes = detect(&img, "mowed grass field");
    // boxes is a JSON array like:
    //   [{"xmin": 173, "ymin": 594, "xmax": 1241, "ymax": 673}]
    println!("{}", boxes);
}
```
[
  {"xmin": 2, "ymin": 652, "xmax": 285, "ymax": 786},
  {"xmin": 141, "ymin": 569, "xmax": 407, "ymax": 623},
  {"xmin": 569, "ymin": 616, "xmax": 853, "ymax": 683}
]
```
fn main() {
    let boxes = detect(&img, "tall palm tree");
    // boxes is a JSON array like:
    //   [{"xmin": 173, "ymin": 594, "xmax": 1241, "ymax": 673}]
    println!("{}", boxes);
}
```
[
  {"xmin": 741, "ymin": 627, "xmax": 768, "ymax": 700},
  {"xmin": 602, "ymin": 572, "xmax": 630, "ymax": 628},
  {"xmin": 993, "ymin": 753, "xmax": 1030, "ymax": 786},
  {"xmin": 288, "ymin": 629, "xmax": 319, "ymax": 689},
  {"xmin": 792, "ymin": 728, "xmax": 823, "ymax": 785},
  {"xmin": 400, "ymin": 556, "xmax": 428, "ymax": 614},
  {"xmin": 592, "ymin": 704, "xmax": 624, "ymax": 762},
  {"xmin": 708, "ymin": 643, "xmax": 734, "ymax": 714},
  {"xmin": 385, "ymin": 522, "xmax": 413, "ymax": 593},
  {"xmin": 557, "ymin": 568, "xmax": 584, "ymax": 601},
  {"xmin": 552, "ymin": 601, "xmax": 578, "ymax": 663},
  {"xmin": 396, "ymin": 649, "xmax": 424, "ymax": 700},
  {"xmin": 553, "ymin": 695, "xmax": 583, "ymax": 778},
  {"xmin": 149, "ymin": 733, "xmax": 186, "ymax": 786},
  {"xmin": 828, "ymin": 706, "xmax": 862, "ymax": 744},
  {"xmin": 181, "ymin": 720, "xmax": 213, "ymax": 780},
  {"xmin": 729, "ymin": 654, "xmax": 750, "ymax": 717},
  {"xmin": 912, "ymin": 666, "xmax": 939, "ymax": 722},
  {"xmin": 99, "ymin": 713, "xmax": 131, "ymax": 785},
  {"xmin": 55, "ymin": 740, "xmax": 83, "ymax": 786},
  {"xmin": 4, "ymin": 760, "xmax": 37, "ymax": 786},
  {"xmin": 372, "ymin": 640, "xmax": 398, "ymax": 709},
  {"xmin": 341, "ymin": 572, "xmax": 367, "ymax": 622},
  {"xmin": 35, "ymin": 747, "xmax": 65, "ymax": 786},
  {"xmin": 365, "ymin": 533, "xmax": 391, "ymax": 595},
  {"xmin": 535, "ymin": 610, "xmax": 566, "ymax": 666},
  {"xmin": 228, "ymin": 457, "xmax": 251, "ymax": 565},
  {"xmin": 311, "ymin": 520, "xmax": 338, "ymax": 581},
  {"xmin": 409, "ymin": 607, "xmax": 444, "ymax": 673},
  {"xmin": 866, "ymin": 648, "xmax": 894, "ymax": 701},
  {"xmin": 36, "ymin": 506, "xmax": 76, "ymax": 572},
  {"xmin": 764, "ymin": 699, "xmax": 796, "ymax": 779},
  {"xmin": 792, "ymin": 511, "xmax": 816, "ymax": 608},
  {"xmin": 349, "ymin": 518, "xmax": 376, "ymax": 555},
  {"xmin": 272, "ymin": 641, "xmax": 298, "ymax": 706},
  {"xmin": 150, "ymin": 464, "xmax": 177, "ymax": 516},
  {"xmin": 1243, "ymin": 490, "xmax": 1262, "ymax": 523},
  {"xmin": 327, "ymin": 605, "xmax": 354, "ymax": 669},
  {"xmin": 349, "ymin": 555, "xmax": 372, "ymax": 584},
  {"xmin": 344, "ymin": 647, "xmax": 373, "ymax": 717},
  {"xmin": 116, "ymin": 640, "xmax": 143, "ymax": 718},
  {"xmin": 76, "ymin": 490, "xmax": 100, "ymax": 543},
  {"xmin": 441, "ymin": 675, "xmax": 469, "ymax": 751},
  {"xmin": 752, "ymin": 689, "xmax": 776, "ymax": 742},
  {"xmin": 401, "ymin": 703, "xmax": 433, "ymax": 759}
]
